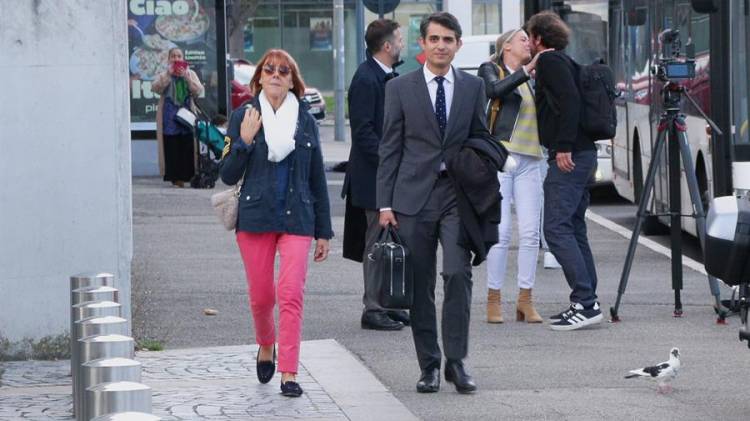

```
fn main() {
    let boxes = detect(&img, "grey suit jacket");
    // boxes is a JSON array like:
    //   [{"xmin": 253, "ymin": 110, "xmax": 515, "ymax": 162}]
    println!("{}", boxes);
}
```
[{"xmin": 376, "ymin": 67, "xmax": 490, "ymax": 216}]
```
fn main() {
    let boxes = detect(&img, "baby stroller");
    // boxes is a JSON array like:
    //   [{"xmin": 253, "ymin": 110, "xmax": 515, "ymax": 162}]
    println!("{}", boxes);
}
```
[{"xmin": 190, "ymin": 106, "xmax": 226, "ymax": 189}]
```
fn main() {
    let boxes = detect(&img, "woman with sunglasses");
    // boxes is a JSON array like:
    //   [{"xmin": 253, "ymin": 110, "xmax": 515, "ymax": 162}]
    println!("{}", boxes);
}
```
[
  {"xmin": 478, "ymin": 29, "xmax": 552, "ymax": 324},
  {"xmin": 220, "ymin": 49, "xmax": 333, "ymax": 397}
]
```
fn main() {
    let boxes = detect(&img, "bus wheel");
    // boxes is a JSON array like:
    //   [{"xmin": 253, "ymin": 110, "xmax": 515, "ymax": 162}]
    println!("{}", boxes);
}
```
[
  {"xmin": 696, "ymin": 156, "xmax": 710, "ymax": 213},
  {"xmin": 633, "ymin": 140, "xmax": 644, "ymax": 205}
]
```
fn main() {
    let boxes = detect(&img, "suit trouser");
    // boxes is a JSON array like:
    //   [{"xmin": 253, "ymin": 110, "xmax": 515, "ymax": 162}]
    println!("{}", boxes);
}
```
[
  {"xmin": 362, "ymin": 209, "xmax": 385, "ymax": 312},
  {"xmin": 396, "ymin": 178, "xmax": 473, "ymax": 371}
]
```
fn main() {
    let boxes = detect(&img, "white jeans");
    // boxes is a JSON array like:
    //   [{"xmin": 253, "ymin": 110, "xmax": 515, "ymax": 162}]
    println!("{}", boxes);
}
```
[
  {"xmin": 539, "ymin": 154, "xmax": 551, "ymax": 251},
  {"xmin": 487, "ymin": 153, "xmax": 543, "ymax": 290}
]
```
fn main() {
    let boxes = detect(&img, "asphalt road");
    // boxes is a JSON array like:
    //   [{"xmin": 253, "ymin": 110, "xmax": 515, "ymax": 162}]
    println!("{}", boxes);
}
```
[
  {"xmin": 587, "ymin": 185, "xmax": 705, "ymax": 264},
  {"xmin": 133, "ymin": 164, "xmax": 749, "ymax": 420}
]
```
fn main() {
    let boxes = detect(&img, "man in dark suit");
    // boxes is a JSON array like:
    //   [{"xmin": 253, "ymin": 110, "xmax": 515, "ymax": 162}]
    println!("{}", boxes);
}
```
[
  {"xmin": 527, "ymin": 11, "xmax": 602, "ymax": 331},
  {"xmin": 343, "ymin": 19, "xmax": 409, "ymax": 331},
  {"xmin": 377, "ymin": 12, "xmax": 490, "ymax": 394}
]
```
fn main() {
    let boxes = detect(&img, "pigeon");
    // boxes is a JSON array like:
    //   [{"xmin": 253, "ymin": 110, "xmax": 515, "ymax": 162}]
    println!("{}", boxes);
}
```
[{"xmin": 625, "ymin": 348, "xmax": 681, "ymax": 393}]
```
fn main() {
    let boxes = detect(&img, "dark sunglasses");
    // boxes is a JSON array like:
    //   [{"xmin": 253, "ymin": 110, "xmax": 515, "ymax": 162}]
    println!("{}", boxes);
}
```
[{"xmin": 263, "ymin": 63, "xmax": 291, "ymax": 76}]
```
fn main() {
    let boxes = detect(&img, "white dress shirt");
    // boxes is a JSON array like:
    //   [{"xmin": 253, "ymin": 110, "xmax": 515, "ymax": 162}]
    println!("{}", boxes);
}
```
[
  {"xmin": 423, "ymin": 65, "xmax": 454, "ymax": 121},
  {"xmin": 372, "ymin": 56, "xmax": 393, "ymax": 74}
]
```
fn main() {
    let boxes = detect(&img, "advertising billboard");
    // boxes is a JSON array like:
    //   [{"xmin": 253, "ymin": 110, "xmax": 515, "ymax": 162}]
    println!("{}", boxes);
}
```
[{"xmin": 127, "ymin": 0, "xmax": 222, "ymax": 130}]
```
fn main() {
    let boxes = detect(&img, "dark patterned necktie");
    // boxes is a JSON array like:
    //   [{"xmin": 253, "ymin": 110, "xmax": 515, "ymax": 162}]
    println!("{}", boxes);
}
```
[
  {"xmin": 384, "ymin": 71, "xmax": 398, "ymax": 81},
  {"xmin": 434, "ymin": 76, "xmax": 447, "ymax": 138}
]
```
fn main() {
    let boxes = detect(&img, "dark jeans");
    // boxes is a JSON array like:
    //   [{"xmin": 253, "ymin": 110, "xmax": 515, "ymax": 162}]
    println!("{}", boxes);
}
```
[{"xmin": 543, "ymin": 150, "xmax": 598, "ymax": 308}]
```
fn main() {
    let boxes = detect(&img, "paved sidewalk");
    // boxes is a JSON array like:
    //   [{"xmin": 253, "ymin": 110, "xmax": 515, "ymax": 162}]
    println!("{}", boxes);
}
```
[{"xmin": 0, "ymin": 340, "xmax": 417, "ymax": 421}]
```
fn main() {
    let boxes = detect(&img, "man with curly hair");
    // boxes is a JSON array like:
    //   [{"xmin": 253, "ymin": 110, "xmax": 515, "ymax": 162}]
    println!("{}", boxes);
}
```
[{"xmin": 526, "ymin": 11, "xmax": 602, "ymax": 331}]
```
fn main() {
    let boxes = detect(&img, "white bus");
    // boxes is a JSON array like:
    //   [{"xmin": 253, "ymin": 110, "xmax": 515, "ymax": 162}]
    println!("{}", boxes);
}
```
[{"xmin": 527, "ymin": 0, "xmax": 750, "ymax": 236}]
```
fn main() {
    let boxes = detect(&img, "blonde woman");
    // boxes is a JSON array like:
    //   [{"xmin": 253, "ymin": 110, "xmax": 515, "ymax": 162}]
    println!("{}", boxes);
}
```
[{"xmin": 478, "ymin": 29, "xmax": 550, "ymax": 323}]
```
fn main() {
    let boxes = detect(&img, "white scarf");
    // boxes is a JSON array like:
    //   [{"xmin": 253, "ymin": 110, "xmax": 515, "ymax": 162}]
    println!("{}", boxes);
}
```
[{"xmin": 259, "ymin": 90, "xmax": 298, "ymax": 162}]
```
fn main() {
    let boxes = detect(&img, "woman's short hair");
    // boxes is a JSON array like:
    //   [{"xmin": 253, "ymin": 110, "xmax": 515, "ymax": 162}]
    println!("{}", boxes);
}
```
[
  {"xmin": 420, "ymin": 12, "xmax": 462, "ymax": 41},
  {"xmin": 526, "ymin": 11, "xmax": 571, "ymax": 50},
  {"xmin": 365, "ymin": 19, "xmax": 400, "ymax": 54},
  {"xmin": 249, "ymin": 49, "xmax": 306, "ymax": 99}
]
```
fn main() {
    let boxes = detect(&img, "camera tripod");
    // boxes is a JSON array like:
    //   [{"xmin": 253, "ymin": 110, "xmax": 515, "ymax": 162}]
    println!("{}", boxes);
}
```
[{"xmin": 609, "ymin": 80, "xmax": 726, "ymax": 322}]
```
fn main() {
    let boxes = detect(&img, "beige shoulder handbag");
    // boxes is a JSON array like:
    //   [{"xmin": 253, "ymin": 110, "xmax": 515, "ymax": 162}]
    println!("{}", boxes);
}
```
[{"xmin": 210, "ymin": 175, "xmax": 243, "ymax": 231}]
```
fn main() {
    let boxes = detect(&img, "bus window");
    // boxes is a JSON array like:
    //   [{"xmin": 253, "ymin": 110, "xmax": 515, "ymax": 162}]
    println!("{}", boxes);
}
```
[
  {"xmin": 732, "ymin": 0, "xmax": 750, "ymax": 146},
  {"xmin": 626, "ymin": 10, "xmax": 650, "ymax": 104},
  {"xmin": 609, "ymin": 6, "xmax": 626, "ymax": 94},
  {"xmin": 554, "ymin": 1, "xmax": 609, "ymax": 64}
]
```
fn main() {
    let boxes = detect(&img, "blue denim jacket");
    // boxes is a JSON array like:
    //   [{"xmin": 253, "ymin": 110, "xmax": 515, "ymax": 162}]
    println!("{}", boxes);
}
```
[{"xmin": 219, "ymin": 98, "xmax": 334, "ymax": 240}]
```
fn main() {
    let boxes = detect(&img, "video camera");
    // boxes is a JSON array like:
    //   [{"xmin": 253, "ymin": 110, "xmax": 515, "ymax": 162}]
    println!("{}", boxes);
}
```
[{"xmin": 653, "ymin": 29, "xmax": 696, "ymax": 81}]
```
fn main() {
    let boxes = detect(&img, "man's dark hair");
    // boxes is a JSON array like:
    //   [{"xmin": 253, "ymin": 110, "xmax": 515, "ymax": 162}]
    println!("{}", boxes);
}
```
[
  {"xmin": 365, "ymin": 19, "xmax": 400, "ymax": 54},
  {"xmin": 526, "ymin": 11, "xmax": 571, "ymax": 50},
  {"xmin": 419, "ymin": 12, "xmax": 462, "ymax": 41}
]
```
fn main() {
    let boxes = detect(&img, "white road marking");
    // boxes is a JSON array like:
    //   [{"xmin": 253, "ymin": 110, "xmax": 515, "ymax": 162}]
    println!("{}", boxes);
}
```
[{"xmin": 585, "ymin": 210, "xmax": 708, "ymax": 276}]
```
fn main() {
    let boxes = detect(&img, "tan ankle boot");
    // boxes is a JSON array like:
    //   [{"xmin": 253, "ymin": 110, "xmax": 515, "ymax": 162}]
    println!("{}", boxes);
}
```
[
  {"xmin": 516, "ymin": 288, "xmax": 543, "ymax": 323},
  {"xmin": 487, "ymin": 288, "xmax": 503, "ymax": 323}
]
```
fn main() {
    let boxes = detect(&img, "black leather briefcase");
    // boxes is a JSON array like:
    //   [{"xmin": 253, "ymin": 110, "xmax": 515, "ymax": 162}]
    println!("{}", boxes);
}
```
[{"xmin": 368, "ymin": 225, "xmax": 413, "ymax": 309}]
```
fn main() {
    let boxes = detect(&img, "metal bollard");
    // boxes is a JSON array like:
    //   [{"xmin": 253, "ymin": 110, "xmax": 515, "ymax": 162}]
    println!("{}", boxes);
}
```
[
  {"xmin": 78, "ymin": 335, "xmax": 135, "ymax": 421},
  {"xmin": 81, "ymin": 358, "xmax": 142, "ymax": 421},
  {"xmin": 68, "ymin": 273, "xmax": 116, "ymax": 419},
  {"xmin": 86, "ymin": 381, "xmax": 152, "ymax": 419},
  {"xmin": 70, "ymin": 273, "xmax": 115, "ymax": 349},
  {"xmin": 73, "ymin": 316, "xmax": 128, "ymax": 421},
  {"xmin": 91, "ymin": 412, "xmax": 161, "ymax": 421},
  {"xmin": 72, "ymin": 285, "xmax": 119, "ymax": 308},
  {"xmin": 70, "ymin": 272, "xmax": 115, "ymax": 311}
]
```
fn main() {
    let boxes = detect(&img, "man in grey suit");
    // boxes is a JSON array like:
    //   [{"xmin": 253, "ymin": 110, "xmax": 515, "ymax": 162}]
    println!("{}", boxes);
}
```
[{"xmin": 377, "ymin": 12, "xmax": 490, "ymax": 394}]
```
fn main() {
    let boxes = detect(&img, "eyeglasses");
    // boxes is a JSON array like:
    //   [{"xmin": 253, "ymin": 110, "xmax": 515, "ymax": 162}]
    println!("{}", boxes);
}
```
[{"xmin": 263, "ymin": 63, "xmax": 291, "ymax": 76}]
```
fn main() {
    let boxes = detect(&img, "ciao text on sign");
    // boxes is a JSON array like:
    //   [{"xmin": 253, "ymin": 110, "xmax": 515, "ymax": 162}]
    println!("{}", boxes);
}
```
[{"xmin": 129, "ymin": 0, "xmax": 190, "ymax": 16}]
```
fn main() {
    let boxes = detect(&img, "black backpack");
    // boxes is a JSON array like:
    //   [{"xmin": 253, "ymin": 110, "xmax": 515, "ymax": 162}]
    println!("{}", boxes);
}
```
[{"xmin": 576, "ymin": 58, "xmax": 618, "ymax": 140}]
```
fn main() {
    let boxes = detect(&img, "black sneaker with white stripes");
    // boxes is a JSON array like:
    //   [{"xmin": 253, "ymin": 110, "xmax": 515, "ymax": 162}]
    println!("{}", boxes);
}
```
[
  {"xmin": 549, "ymin": 302, "xmax": 600, "ymax": 322},
  {"xmin": 549, "ymin": 302, "xmax": 603, "ymax": 331},
  {"xmin": 548, "ymin": 304, "xmax": 576, "ymax": 323}
]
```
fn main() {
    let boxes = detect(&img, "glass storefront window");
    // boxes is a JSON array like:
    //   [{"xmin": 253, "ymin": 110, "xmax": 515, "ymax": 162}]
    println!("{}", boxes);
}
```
[
  {"xmin": 241, "ymin": 1, "xmax": 358, "ymax": 92},
  {"xmin": 472, "ymin": 0, "xmax": 501, "ymax": 35}
]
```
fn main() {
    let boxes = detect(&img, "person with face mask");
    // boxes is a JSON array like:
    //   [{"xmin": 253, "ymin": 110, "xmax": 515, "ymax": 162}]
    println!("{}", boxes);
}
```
[
  {"xmin": 477, "ymin": 30, "xmax": 552, "ymax": 324},
  {"xmin": 152, "ymin": 47, "xmax": 204, "ymax": 187},
  {"xmin": 342, "ymin": 19, "xmax": 410, "ymax": 331}
]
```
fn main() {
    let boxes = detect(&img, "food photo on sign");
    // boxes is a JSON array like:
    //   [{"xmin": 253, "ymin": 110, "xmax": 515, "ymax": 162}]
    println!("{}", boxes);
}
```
[{"xmin": 128, "ymin": 0, "xmax": 215, "ymax": 125}]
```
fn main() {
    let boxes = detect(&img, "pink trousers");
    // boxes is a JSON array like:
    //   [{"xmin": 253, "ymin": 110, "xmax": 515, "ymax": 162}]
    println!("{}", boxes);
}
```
[{"xmin": 236, "ymin": 232, "xmax": 312, "ymax": 374}]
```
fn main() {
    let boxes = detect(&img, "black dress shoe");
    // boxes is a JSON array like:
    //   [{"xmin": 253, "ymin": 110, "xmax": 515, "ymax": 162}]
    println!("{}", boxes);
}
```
[
  {"xmin": 386, "ymin": 310, "xmax": 410, "ymax": 326},
  {"xmin": 361, "ymin": 311, "xmax": 405, "ymax": 331},
  {"xmin": 444, "ymin": 360, "xmax": 477, "ymax": 394},
  {"xmin": 256, "ymin": 346, "xmax": 275, "ymax": 384},
  {"xmin": 280, "ymin": 380, "xmax": 303, "ymax": 397},
  {"xmin": 416, "ymin": 367, "xmax": 440, "ymax": 393}
]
